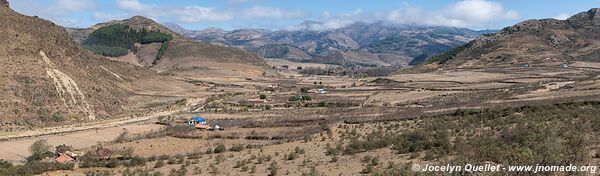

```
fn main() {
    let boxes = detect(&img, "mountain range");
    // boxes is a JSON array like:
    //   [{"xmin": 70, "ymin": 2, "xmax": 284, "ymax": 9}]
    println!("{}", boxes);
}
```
[{"xmin": 164, "ymin": 21, "xmax": 496, "ymax": 67}]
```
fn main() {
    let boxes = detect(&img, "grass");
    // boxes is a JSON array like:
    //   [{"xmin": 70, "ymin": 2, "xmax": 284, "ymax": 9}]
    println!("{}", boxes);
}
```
[{"xmin": 0, "ymin": 131, "xmax": 19, "ymax": 137}]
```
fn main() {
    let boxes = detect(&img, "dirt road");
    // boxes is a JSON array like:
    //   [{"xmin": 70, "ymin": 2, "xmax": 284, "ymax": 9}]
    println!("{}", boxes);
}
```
[
  {"xmin": 0, "ymin": 124, "xmax": 162, "ymax": 163},
  {"xmin": 0, "ymin": 97, "xmax": 204, "ymax": 162}
]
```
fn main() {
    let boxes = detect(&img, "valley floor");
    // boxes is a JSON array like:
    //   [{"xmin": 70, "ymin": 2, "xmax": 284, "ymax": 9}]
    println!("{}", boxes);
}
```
[{"xmin": 3, "ymin": 60, "xmax": 600, "ymax": 175}]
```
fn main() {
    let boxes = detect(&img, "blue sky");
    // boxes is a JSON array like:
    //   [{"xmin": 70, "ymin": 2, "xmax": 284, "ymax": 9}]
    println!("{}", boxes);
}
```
[{"xmin": 8, "ymin": 0, "xmax": 600, "ymax": 31}]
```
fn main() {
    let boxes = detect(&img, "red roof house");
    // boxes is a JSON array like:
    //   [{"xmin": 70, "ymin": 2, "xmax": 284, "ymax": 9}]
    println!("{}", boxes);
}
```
[{"xmin": 55, "ymin": 153, "xmax": 75, "ymax": 163}]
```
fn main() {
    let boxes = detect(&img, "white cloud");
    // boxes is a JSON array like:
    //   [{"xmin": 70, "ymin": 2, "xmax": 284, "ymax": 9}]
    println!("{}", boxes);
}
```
[
  {"xmin": 114, "ymin": 1, "xmax": 301, "ymax": 23},
  {"xmin": 242, "ymin": 6, "xmax": 305, "ymax": 19},
  {"xmin": 114, "ymin": 0, "xmax": 233, "ymax": 23},
  {"xmin": 388, "ymin": 0, "xmax": 519, "ymax": 28},
  {"xmin": 553, "ymin": 13, "xmax": 571, "ymax": 20},
  {"xmin": 288, "ymin": 9, "xmax": 379, "ymax": 31},
  {"xmin": 172, "ymin": 6, "xmax": 234, "ymax": 22}
]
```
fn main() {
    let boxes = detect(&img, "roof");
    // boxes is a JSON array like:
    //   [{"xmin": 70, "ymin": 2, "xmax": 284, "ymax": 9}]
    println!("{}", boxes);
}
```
[
  {"xmin": 55, "ymin": 153, "xmax": 74, "ymax": 163},
  {"xmin": 192, "ymin": 117, "xmax": 206, "ymax": 122}
]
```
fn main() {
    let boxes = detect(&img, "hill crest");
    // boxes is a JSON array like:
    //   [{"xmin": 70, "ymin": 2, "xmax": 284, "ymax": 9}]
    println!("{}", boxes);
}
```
[{"xmin": 428, "ymin": 8, "xmax": 600, "ymax": 68}]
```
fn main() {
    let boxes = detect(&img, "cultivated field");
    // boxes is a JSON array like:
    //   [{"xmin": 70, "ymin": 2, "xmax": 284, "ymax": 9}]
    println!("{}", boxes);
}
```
[{"xmin": 3, "ymin": 60, "xmax": 600, "ymax": 175}]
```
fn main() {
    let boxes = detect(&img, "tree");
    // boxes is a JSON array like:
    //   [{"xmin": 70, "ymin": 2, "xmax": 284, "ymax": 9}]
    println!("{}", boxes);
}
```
[
  {"xmin": 82, "ymin": 24, "xmax": 172, "ymax": 58},
  {"xmin": 30, "ymin": 140, "xmax": 51, "ymax": 156},
  {"xmin": 259, "ymin": 94, "xmax": 267, "ymax": 100}
]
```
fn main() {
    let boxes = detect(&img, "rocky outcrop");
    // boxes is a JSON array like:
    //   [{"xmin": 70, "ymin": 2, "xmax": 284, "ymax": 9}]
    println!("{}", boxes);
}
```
[
  {"xmin": 1, "ymin": 0, "xmax": 8, "ymax": 7},
  {"xmin": 567, "ymin": 8, "xmax": 600, "ymax": 26}
]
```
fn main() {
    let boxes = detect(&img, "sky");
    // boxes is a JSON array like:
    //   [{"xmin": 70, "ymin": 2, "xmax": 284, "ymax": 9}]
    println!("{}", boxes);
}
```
[{"xmin": 8, "ymin": 0, "xmax": 600, "ymax": 31}]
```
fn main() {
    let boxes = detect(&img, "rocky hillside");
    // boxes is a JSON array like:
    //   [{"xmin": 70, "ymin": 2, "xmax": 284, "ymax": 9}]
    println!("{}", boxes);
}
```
[
  {"xmin": 0, "ymin": 2, "xmax": 155, "ymax": 127},
  {"xmin": 68, "ymin": 17, "xmax": 274, "ymax": 77},
  {"xmin": 165, "ymin": 21, "xmax": 494, "ymax": 67},
  {"xmin": 430, "ymin": 8, "xmax": 600, "ymax": 68}
]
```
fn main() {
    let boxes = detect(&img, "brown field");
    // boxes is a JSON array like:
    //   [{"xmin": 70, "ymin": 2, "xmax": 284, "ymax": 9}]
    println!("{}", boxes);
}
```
[{"xmin": 4, "ymin": 60, "xmax": 600, "ymax": 175}]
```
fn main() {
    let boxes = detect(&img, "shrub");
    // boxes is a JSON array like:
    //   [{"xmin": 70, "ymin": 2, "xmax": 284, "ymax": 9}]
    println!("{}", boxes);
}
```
[
  {"xmin": 268, "ymin": 161, "xmax": 278, "ymax": 176},
  {"xmin": 214, "ymin": 144, "xmax": 226, "ymax": 153},
  {"xmin": 125, "ymin": 156, "xmax": 147, "ymax": 167},
  {"xmin": 154, "ymin": 160, "xmax": 165, "ymax": 168},
  {"xmin": 158, "ymin": 155, "xmax": 170, "ymax": 160},
  {"xmin": 26, "ymin": 151, "xmax": 54, "ymax": 162},
  {"xmin": 289, "ymin": 95, "xmax": 312, "ymax": 102},
  {"xmin": 29, "ymin": 140, "xmax": 51, "ymax": 156},
  {"xmin": 229, "ymin": 144, "xmax": 245, "ymax": 152}
]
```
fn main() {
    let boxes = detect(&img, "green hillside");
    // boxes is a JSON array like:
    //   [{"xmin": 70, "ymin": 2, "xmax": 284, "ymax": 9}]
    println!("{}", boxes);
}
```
[{"xmin": 81, "ymin": 24, "xmax": 172, "ymax": 58}]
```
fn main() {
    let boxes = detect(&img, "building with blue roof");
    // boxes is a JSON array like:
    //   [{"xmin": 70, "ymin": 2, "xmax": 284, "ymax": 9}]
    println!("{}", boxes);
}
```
[{"xmin": 188, "ymin": 116, "xmax": 207, "ymax": 125}]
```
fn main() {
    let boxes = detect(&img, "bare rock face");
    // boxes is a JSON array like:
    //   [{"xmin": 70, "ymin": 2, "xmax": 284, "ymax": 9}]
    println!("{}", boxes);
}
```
[
  {"xmin": 548, "ymin": 34, "xmax": 570, "ymax": 47},
  {"xmin": 592, "ymin": 8, "xmax": 600, "ymax": 26},
  {"xmin": 567, "ymin": 8, "xmax": 600, "ymax": 26}
]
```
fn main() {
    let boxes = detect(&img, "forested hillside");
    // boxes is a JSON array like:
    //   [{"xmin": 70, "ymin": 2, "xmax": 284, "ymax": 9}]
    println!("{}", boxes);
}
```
[{"xmin": 82, "ymin": 24, "xmax": 172, "ymax": 58}]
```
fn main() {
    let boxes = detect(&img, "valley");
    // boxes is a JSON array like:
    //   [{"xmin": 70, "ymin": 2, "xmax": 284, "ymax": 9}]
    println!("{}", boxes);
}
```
[{"xmin": 2, "ymin": 0, "xmax": 600, "ymax": 175}]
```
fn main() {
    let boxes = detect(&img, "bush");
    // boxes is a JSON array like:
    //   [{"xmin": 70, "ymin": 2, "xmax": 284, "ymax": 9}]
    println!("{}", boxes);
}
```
[
  {"xmin": 26, "ymin": 151, "xmax": 54, "ymax": 162},
  {"xmin": 113, "ymin": 130, "xmax": 129, "ymax": 143},
  {"xmin": 125, "ymin": 156, "xmax": 147, "ymax": 167},
  {"xmin": 259, "ymin": 94, "xmax": 267, "ymax": 100},
  {"xmin": 154, "ymin": 160, "xmax": 165, "ymax": 168},
  {"xmin": 289, "ymin": 95, "xmax": 312, "ymax": 102},
  {"xmin": 229, "ymin": 144, "xmax": 245, "ymax": 152},
  {"xmin": 214, "ymin": 144, "xmax": 226, "ymax": 153},
  {"xmin": 105, "ymin": 159, "xmax": 120, "ymax": 168},
  {"xmin": 268, "ymin": 161, "xmax": 278, "ymax": 176},
  {"xmin": 18, "ymin": 161, "xmax": 74, "ymax": 175},
  {"xmin": 158, "ymin": 155, "xmax": 170, "ymax": 160},
  {"xmin": 29, "ymin": 140, "xmax": 51, "ymax": 156}
]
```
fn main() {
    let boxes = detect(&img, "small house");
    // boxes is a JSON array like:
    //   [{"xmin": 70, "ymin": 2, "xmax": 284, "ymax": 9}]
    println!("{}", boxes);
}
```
[
  {"xmin": 195, "ymin": 124, "xmax": 211, "ymax": 130},
  {"xmin": 55, "ymin": 153, "xmax": 75, "ymax": 163},
  {"xmin": 188, "ymin": 117, "xmax": 207, "ymax": 126},
  {"xmin": 317, "ymin": 89, "xmax": 326, "ymax": 94}
]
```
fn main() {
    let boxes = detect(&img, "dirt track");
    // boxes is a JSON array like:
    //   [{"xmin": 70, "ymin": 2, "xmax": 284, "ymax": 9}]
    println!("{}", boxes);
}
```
[
  {"xmin": 0, "ymin": 97, "xmax": 204, "ymax": 163},
  {"xmin": 0, "ymin": 124, "xmax": 162, "ymax": 163}
]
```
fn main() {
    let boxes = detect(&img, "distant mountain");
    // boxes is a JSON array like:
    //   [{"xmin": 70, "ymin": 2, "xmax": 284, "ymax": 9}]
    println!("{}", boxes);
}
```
[
  {"xmin": 429, "ymin": 8, "xmax": 600, "ymax": 68},
  {"xmin": 67, "ymin": 16, "xmax": 276, "ymax": 79},
  {"xmin": 165, "ymin": 21, "xmax": 496, "ymax": 67}
]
